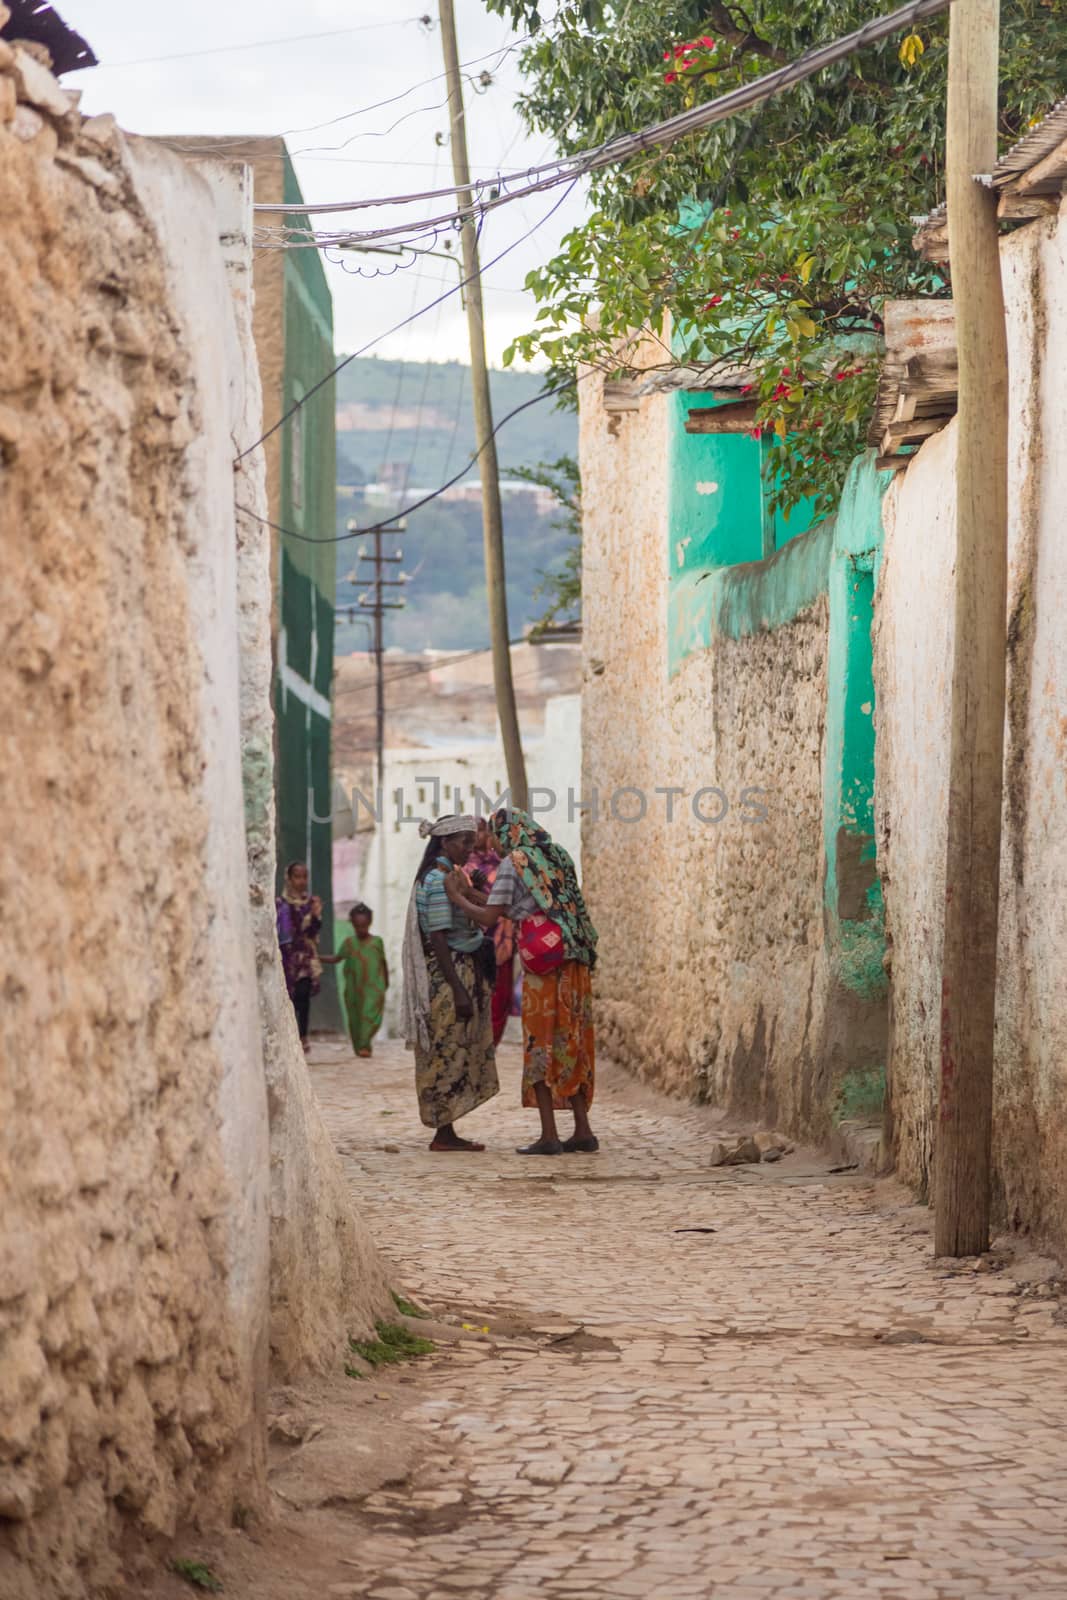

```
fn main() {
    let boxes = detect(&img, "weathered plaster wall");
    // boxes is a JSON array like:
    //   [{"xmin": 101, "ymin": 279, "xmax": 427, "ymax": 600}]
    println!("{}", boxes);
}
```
[
  {"xmin": 581, "ymin": 370, "xmax": 847, "ymax": 1133},
  {"xmin": 874, "ymin": 204, "xmax": 1067, "ymax": 1243},
  {"xmin": 0, "ymin": 62, "xmax": 269, "ymax": 1598},
  {"xmin": 0, "ymin": 59, "xmax": 389, "ymax": 1598}
]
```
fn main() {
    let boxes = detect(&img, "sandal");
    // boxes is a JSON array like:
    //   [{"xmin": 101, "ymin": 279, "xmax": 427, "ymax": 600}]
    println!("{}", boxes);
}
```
[
  {"xmin": 429, "ymin": 1136, "xmax": 486, "ymax": 1153},
  {"xmin": 561, "ymin": 1135, "xmax": 599, "ymax": 1154},
  {"xmin": 516, "ymin": 1139, "xmax": 563, "ymax": 1156}
]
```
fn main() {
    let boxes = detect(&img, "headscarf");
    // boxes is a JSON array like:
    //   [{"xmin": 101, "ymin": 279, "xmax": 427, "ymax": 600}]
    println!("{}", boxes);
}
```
[
  {"xmin": 490, "ymin": 807, "xmax": 598, "ymax": 969},
  {"xmin": 401, "ymin": 815, "xmax": 478, "ymax": 1050}
]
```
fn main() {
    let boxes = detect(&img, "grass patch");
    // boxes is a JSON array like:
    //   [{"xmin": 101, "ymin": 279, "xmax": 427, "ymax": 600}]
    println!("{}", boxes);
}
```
[
  {"xmin": 172, "ymin": 1559, "xmax": 222, "ymax": 1593},
  {"xmin": 391, "ymin": 1290, "xmax": 430, "ymax": 1320},
  {"xmin": 348, "ymin": 1320, "xmax": 435, "ymax": 1372}
]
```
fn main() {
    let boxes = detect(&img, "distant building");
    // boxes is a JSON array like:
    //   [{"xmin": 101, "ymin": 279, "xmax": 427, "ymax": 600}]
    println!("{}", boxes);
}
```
[{"xmin": 164, "ymin": 134, "xmax": 340, "ymax": 1026}]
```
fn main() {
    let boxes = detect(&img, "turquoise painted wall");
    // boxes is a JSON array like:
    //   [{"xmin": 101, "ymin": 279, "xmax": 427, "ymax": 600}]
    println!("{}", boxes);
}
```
[
  {"xmin": 667, "ymin": 391, "xmax": 820, "ymax": 674},
  {"xmin": 821, "ymin": 453, "xmax": 893, "ymax": 1021},
  {"xmin": 667, "ymin": 427, "xmax": 892, "ymax": 1121}
]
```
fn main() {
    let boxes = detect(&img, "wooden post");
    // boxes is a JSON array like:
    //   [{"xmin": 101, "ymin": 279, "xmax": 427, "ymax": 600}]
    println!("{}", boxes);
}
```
[
  {"xmin": 934, "ymin": 0, "xmax": 1010, "ymax": 1256},
  {"xmin": 438, "ymin": 0, "xmax": 529, "ymax": 810}
]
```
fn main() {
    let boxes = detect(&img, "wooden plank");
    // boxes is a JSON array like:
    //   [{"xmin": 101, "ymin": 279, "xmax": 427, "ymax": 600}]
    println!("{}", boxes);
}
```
[
  {"xmin": 685, "ymin": 399, "xmax": 760, "ymax": 434},
  {"xmin": 602, "ymin": 381, "xmax": 642, "ymax": 413},
  {"xmin": 997, "ymin": 192, "xmax": 1060, "ymax": 219},
  {"xmin": 875, "ymin": 454, "xmax": 910, "ymax": 472},
  {"xmin": 881, "ymin": 414, "xmax": 952, "ymax": 452}
]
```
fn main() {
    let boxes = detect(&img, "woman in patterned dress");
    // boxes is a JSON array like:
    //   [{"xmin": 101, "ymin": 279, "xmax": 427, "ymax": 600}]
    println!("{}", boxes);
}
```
[
  {"xmin": 400, "ymin": 815, "xmax": 500, "ymax": 1152},
  {"xmin": 445, "ymin": 808, "xmax": 598, "ymax": 1157}
]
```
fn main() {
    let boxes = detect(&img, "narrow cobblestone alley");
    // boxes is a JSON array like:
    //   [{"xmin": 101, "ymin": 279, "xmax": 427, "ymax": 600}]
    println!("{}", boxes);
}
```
[{"xmin": 267, "ymin": 1032, "xmax": 1067, "ymax": 1600}]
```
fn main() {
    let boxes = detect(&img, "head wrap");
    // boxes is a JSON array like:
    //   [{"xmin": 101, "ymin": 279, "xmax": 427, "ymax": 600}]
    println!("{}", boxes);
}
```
[
  {"xmin": 490, "ymin": 807, "xmax": 598, "ymax": 969},
  {"xmin": 418, "ymin": 814, "xmax": 477, "ymax": 839}
]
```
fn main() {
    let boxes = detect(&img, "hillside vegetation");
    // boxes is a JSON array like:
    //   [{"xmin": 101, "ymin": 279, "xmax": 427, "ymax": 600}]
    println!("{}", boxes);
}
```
[{"xmin": 334, "ymin": 357, "xmax": 578, "ymax": 653}]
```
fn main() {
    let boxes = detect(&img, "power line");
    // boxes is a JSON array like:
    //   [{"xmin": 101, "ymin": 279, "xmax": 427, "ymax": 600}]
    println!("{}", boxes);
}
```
[
  {"xmin": 149, "ymin": 34, "xmax": 531, "ymax": 160},
  {"xmin": 235, "ymin": 178, "xmax": 578, "ymax": 462},
  {"xmin": 282, "ymin": 33, "xmax": 530, "ymax": 145},
  {"xmin": 235, "ymin": 376, "xmax": 576, "ymax": 546},
  {"xmin": 252, "ymin": 0, "xmax": 950, "ymax": 249},
  {"xmin": 91, "ymin": 18, "xmax": 428, "ymax": 69}
]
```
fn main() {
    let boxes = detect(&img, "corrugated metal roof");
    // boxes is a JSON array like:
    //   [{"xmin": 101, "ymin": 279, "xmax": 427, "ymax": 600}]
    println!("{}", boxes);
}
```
[
  {"xmin": 993, "ymin": 95, "xmax": 1067, "ymax": 186},
  {"xmin": 2, "ymin": 1, "xmax": 96, "ymax": 74}
]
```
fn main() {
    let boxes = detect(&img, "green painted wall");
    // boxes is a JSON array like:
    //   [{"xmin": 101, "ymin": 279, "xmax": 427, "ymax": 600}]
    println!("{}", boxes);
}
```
[
  {"xmin": 821, "ymin": 452, "xmax": 893, "ymax": 1011},
  {"xmin": 276, "ymin": 152, "xmax": 340, "ymax": 1026},
  {"xmin": 667, "ymin": 391, "xmax": 820, "ymax": 674},
  {"xmin": 665, "ymin": 415, "xmax": 892, "ymax": 1123}
]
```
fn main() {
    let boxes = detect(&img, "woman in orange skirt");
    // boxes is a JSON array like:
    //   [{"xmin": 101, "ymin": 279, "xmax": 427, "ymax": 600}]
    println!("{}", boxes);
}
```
[{"xmin": 446, "ymin": 807, "xmax": 598, "ymax": 1157}]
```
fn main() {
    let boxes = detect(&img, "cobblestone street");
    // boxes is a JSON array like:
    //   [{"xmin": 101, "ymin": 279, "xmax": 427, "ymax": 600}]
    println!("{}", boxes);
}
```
[{"xmin": 296, "ymin": 1033, "xmax": 1067, "ymax": 1600}]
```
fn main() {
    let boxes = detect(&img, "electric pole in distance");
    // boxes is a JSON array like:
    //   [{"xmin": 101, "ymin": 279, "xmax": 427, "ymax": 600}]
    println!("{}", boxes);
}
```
[
  {"xmin": 348, "ymin": 517, "xmax": 409, "ymax": 799},
  {"xmin": 438, "ymin": 0, "xmax": 529, "ymax": 810}
]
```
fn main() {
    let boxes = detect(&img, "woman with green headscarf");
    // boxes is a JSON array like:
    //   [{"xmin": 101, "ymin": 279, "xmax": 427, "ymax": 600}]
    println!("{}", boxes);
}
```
[{"xmin": 445, "ymin": 807, "xmax": 598, "ymax": 1156}]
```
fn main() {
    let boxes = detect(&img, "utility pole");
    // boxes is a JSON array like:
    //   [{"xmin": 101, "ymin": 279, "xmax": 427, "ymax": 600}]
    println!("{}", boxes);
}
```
[
  {"xmin": 934, "ymin": 0, "xmax": 1009, "ymax": 1256},
  {"xmin": 349, "ymin": 517, "xmax": 408, "ymax": 789},
  {"xmin": 438, "ymin": 0, "xmax": 528, "ymax": 810}
]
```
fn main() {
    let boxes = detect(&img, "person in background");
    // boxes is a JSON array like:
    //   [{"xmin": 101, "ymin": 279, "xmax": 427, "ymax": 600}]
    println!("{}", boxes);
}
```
[
  {"xmin": 321, "ymin": 902, "xmax": 388, "ymax": 1058},
  {"xmin": 401, "ymin": 815, "xmax": 500, "ymax": 1152},
  {"xmin": 276, "ymin": 861, "xmax": 322, "ymax": 1053},
  {"xmin": 465, "ymin": 815, "xmax": 518, "ymax": 1047},
  {"xmin": 445, "ymin": 807, "xmax": 598, "ymax": 1157}
]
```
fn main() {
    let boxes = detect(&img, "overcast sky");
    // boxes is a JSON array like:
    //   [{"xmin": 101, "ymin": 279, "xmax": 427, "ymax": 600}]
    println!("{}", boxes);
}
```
[{"xmin": 73, "ymin": 0, "xmax": 587, "ymax": 365}]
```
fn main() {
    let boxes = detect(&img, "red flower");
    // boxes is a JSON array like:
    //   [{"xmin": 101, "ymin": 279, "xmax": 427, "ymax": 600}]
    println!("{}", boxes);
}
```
[
  {"xmin": 730, "ymin": 228, "xmax": 740, "ymax": 239},
  {"xmin": 740, "ymin": 383, "xmax": 755, "ymax": 395},
  {"xmin": 663, "ymin": 49, "xmax": 671, "ymax": 59},
  {"xmin": 702, "ymin": 294, "xmax": 724, "ymax": 308},
  {"xmin": 700, "ymin": 34, "xmax": 716, "ymax": 47},
  {"xmin": 781, "ymin": 366, "xmax": 791, "ymax": 376},
  {"xmin": 664, "ymin": 70, "xmax": 678, "ymax": 82},
  {"xmin": 772, "ymin": 383, "xmax": 790, "ymax": 399}
]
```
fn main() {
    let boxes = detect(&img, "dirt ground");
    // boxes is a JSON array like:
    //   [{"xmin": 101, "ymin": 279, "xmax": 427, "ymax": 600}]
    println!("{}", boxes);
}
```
[{"xmin": 136, "ymin": 1034, "xmax": 1067, "ymax": 1600}]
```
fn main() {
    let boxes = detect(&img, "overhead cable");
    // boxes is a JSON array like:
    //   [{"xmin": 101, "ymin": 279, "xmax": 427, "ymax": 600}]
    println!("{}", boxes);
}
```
[
  {"xmin": 235, "ymin": 179, "xmax": 578, "ymax": 461},
  {"xmin": 252, "ymin": 0, "xmax": 951, "ymax": 250},
  {"xmin": 93, "ymin": 18, "xmax": 427, "ymax": 70},
  {"xmin": 235, "ymin": 377, "xmax": 576, "ymax": 545}
]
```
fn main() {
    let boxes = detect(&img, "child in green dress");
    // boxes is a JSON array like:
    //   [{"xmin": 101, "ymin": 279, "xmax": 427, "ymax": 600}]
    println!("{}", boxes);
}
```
[{"xmin": 322, "ymin": 903, "xmax": 389, "ymax": 1057}]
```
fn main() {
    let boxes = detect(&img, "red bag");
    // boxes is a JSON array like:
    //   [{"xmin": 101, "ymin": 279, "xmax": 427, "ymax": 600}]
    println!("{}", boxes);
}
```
[{"xmin": 518, "ymin": 913, "xmax": 565, "ymax": 975}]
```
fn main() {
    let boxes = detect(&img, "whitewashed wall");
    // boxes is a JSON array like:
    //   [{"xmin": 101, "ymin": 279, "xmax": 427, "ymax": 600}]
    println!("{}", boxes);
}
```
[{"xmin": 874, "ymin": 201, "xmax": 1067, "ymax": 1247}]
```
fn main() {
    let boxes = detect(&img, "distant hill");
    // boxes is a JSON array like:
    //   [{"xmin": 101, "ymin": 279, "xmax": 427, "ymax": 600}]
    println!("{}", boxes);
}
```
[
  {"xmin": 335, "ymin": 356, "xmax": 576, "ymax": 491},
  {"xmin": 334, "ymin": 357, "xmax": 578, "ymax": 654}
]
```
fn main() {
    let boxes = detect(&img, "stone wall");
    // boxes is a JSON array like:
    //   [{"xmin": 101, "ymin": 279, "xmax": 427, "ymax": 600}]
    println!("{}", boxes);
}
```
[
  {"xmin": 874, "ymin": 204, "xmax": 1067, "ymax": 1246},
  {"xmin": 580, "ymin": 372, "xmax": 843, "ymax": 1134},
  {"xmin": 0, "ymin": 50, "xmax": 388, "ymax": 1598}
]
